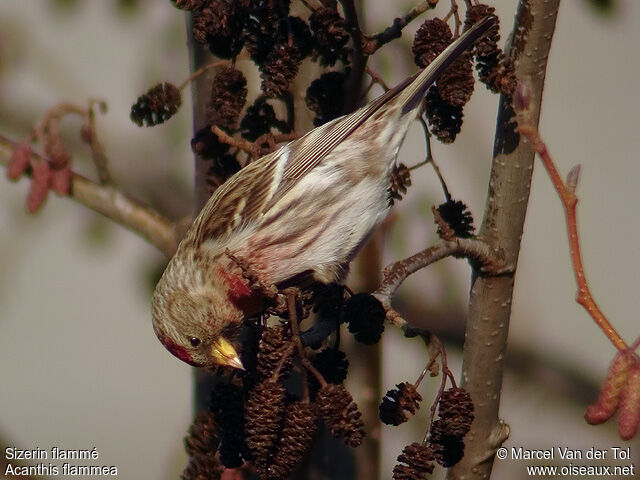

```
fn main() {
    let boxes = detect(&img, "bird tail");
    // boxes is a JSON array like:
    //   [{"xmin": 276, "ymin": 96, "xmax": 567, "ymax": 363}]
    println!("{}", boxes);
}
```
[{"xmin": 396, "ymin": 15, "xmax": 498, "ymax": 115}]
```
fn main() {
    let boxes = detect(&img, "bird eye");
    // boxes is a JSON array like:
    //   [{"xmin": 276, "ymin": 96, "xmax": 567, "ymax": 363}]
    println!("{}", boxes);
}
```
[{"xmin": 189, "ymin": 337, "xmax": 201, "ymax": 347}]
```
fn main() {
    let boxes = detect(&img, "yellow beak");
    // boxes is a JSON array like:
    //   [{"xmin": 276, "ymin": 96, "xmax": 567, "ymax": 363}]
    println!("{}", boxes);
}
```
[{"xmin": 211, "ymin": 337, "xmax": 244, "ymax": 370}]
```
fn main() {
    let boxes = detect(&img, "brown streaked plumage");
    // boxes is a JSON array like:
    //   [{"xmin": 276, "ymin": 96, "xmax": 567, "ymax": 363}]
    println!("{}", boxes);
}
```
[{"xmin": 152, "ymin": 16, "xmax": 498, "ymax": 369}]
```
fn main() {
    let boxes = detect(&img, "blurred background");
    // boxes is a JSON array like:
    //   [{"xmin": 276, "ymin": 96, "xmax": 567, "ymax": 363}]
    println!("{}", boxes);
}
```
[{"xmin": 0, "ymin": 1, "xmax": 638, "ymax": 479}]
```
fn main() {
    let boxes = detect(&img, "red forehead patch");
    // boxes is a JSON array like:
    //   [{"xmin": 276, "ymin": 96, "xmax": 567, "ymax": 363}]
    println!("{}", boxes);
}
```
[{"xmin": 161, "ymin": 336, "xmax": 201, "ymax": 367}]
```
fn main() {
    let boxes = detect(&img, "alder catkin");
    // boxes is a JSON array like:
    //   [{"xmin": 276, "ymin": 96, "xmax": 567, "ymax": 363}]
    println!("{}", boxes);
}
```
[{"xmin": 585, "ymin": 352, "xmax": 635, "ymax": 425}]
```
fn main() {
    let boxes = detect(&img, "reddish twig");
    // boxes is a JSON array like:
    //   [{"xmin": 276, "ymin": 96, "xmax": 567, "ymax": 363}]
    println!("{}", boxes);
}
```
[
  {"xmin": 448, "ymin": 0, "xmax": 462, "ymax": 37},
  {"xmin": 211, "ymin": 125, "xmax": 259, "ymax": 157},
  {"xmin": 0, "ymin": 133, "xmax": 178, "ymax": 257},
  {"xmin": 364, "ymin": 66, "xmax": 390, "ymax": 91},
  {"xmin": 518, "ymin": 124, "xmax": 628, "ymax": 352},
  {"xmin": 178, "ymin": 59, "xmax": 230, "ymax": 91},
  {"xmin": 423, "ymin": 335, "xmax": 455, "ymax": 443},
  {"xmin": 82, "ymin": 100, "xmax": 112, "ymax": 185},
  {"xmin": 31, "ymin": 100, "xmax": 113, "ymax": 185},
  {"xmin": 212, "ymin": 126, "xmax": 300, "ymax": 160}
]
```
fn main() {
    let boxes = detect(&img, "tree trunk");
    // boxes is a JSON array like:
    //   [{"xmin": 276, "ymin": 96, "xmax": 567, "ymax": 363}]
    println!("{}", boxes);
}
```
[{"xmin": 448, "ymin": 1, "xmax": 560, "ymax": 479}]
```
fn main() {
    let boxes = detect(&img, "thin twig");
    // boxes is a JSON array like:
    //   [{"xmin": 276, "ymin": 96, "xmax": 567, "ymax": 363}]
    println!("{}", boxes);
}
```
[
  {"xmin": 271, "ymin": 342, "xmax": 296, "ymax": 382},
  {"xmin": 0, "ymin": 133, "xmax": 178, "ymax": 257},
  {"xmin": 213, "ymin": 126, "xmax": 300, "ymax": 160},
  {"xmin": 418, "ymin": 117, "xmax": 451, "ymax": 200},
  {"xmin": 432, "ymin": 207, "xmax": 456, "ymax": 241},
  {"xmin": 415, "ymin": 337, "xmax": 443, "ymax": 386},
  {"xmin": 517, "ymin": 123, "xmax": 628, "ymax": 352},
  {"xmin": 286, "ymin": 289, "xmax": 306, "ymax": 361},
  {"xmin": 364, "ymin": 65, "xmax": 390, "ymax": 91},
  {"xmin": 178, "ymin": 59, "xmax": 230, "ymax": 91},
  {"xmin": 362, "ymin": 0, "xmax": 439, "ymax": 55},
  {"xmin": 271, "ymin": 132, "xmax": 300, "ymax": 143},
  {"xmin": 33, "ymin": 102, "xmax": 86, "ymax": 155},
  {"xmin": 83, "ymin": 101, "xmax": 113, "ymax": 185},
  {"xmin": 447, "ymin": 0, "xmax": 462, "ymax": 37},
  {"xmin": 32, "ymin": 101, "xmax": 114, "ymax": 185},
  {"xmin": 211, "ymin": 125, "xmax": 258, "ymax": 157},
  {"xmin": 285, "ymin": 293, "xmax": 328, "ymax": 388},
  {"xmin": 374, "ymin": 238, "xmax": 508, "ymax": 303},
  {"xmin": 422, "ymin": 335, "xmax": 451, "ymax": 444},
  {"xmin": 285, "ymin": 289, "xmax": 311, "ymax": 401},
  {"xmin": 299, "ymin": 0, "xmax": 317, "ymax": 12}
]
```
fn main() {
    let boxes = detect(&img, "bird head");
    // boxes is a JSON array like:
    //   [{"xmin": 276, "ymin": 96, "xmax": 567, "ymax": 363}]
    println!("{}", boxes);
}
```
[{"xmin": 151, "ymin": 256, "xmax": 245, "ymax": 369}]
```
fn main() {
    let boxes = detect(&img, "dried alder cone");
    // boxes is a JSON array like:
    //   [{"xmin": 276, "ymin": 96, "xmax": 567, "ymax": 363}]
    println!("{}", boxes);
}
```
[
  {"xmin": 210, "ymin": 382, "xmax": 250, "ymax": 468},
  {"xmin": 306, "ymin": 70, "xmax": 348, "ymax": 126},
  {"xmin": 207, "ymin": 67, "xmax": 248, "ymax": 131},
  {"xmin": 410, "ymin": 4, "xmax": 515, "ymax": 143},
  {"xmin": 267, "ymin": 402, "xmax": 317, "ymax": 480},
  {"xmin": 130, "ymin": 82, "xmax": 182, "ymax": 127},
  {"xmin": 380, "ymin": 382, "xmax": 423, "ymax": 426},
  {"xmin": 393, "ymin": 443, "xmax": 436, "ymax": 480},
  {"xmin": 436, "ymin": 199, "xmax": 475, "ymax": 238},
  {"xmin": 429, "ymin": 387, "xmax": 475, "ymax": 468},
  {"xmin": 245, "ymin": 380, "xmax": 286, "ymax": 473},
  {"xmin": 341, "ymin": 293, "xmax": 386, "ymax": 345},
  {"xmin": 389, "ymin": 387, "xmax": 475, "ymax": 475},
  {"xmin": 388, "ymin": 163, "xmax": 412, "ymax": 205},
  {"xmin": 180, "ymin": 318, "xmax": 364, "ymax": 480},
  {"xmin": 182, "ymin": 411, "xmax": 223, "ymax": 480},
  {"xmin": 412, "ymin": 18, "xmax": 471, "ymax": 143},
  {"xmin": 260, "ymin": 43, "xmax": 302, "ymax": 98},
  {"xmin": 464, "ymin": 4, "xmax": 517, "ymax": 96},
  {"xmin": 316, "ymin": 384, "xmax": 365, "ymax": 448}
]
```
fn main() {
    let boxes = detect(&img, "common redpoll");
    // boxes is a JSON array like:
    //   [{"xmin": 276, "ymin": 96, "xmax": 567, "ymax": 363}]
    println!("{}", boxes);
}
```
[{"xmin": 152, "ymin": 16, "xmax": 497, "ymax": 369}]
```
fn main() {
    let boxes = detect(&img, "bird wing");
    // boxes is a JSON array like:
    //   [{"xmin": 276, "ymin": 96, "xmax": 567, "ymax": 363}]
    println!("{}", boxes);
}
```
[
  {"xmin": 189, "ymin": 84, "xmax": 409, "ymax": 246},
  {"xmin": 266, "ymin": 15, "xmax": 497, "ymax": 207},
  {"xmin": 189, "ymin": 87, "xmax": 408, "ymax": 247},
  {"xmin": 189, "ymin": 15, "xmax": 497, "ymax": 247}
]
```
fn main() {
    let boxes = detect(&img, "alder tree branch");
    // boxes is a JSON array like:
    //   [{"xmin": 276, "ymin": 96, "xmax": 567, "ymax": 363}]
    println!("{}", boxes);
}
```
[
  {"xmin": 448, "ymin": 1, "xmax": 560, "ymax": 479},
  {"xmin": 517, "ymin": 122, "xmax": 628, "ymax": 352},
  {"xmin": 362, "ymin": 0, "xmax": 439, "ymax": 55},
  {"xmin": 0, "ymin": 133, "xmax": 179, "ymax": 257},
  {"xmin": 374, "ymin": 237, "xmax": 508, "ymax": 320},
  {"xmin": 339, "ymin": 0, "xmax": 367, "ymax": 112}
]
